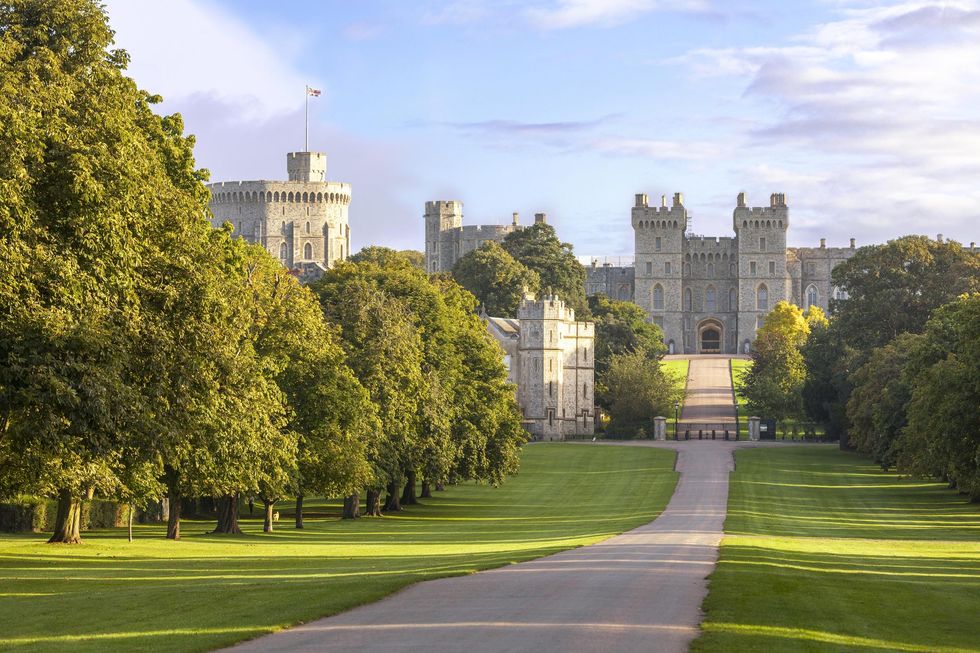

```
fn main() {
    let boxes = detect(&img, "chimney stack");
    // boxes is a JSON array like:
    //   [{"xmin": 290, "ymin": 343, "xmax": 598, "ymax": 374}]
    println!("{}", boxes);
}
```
[
  {"xmin": 850, "ymin": 238, "xmax": 856, "ymax": 248},
  {"xmin": 534, "ymin": 212, "xmax": 547, "ymax": 224}
]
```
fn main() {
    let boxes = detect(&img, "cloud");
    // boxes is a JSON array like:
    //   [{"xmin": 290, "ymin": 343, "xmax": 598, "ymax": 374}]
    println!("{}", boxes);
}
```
[
  {"xmin": 525, "ymin": 0, "xmax": 711, "ymax": 29},
  {"xmin": 105, "ymin": 0, "xmax": 316, "ymax": 121},
  {"xmin": 591, "ymin": 137, "xmax": 722, "ymax": 161},
  {"xmin": 343, "ymin": 21, "xmax": 388, "ymax": 42},
  {"xmin": 673, "ymin": 0, "xmax": 980, "ymax": 245}
]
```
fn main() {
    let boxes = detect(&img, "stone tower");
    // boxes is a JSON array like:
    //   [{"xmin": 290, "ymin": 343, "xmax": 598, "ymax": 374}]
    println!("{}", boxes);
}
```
[
  {"xmin": 424, "ymin": 200, "xmax": 464, "ymax": 273},
  {"xmin": 207, "ymin": 151, "xmax": 351, "ymax": 281},
  {"xmin": 733, "ymin": 192, "xmax": 789, "ymax": 353},
  {"xmin": 633, "ymin": 193, "xmax": 687, "ymax": 354}
]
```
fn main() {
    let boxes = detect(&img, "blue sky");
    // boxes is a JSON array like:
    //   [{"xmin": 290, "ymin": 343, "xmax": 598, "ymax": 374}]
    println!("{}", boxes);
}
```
[{"xmin": 106, "ymin": 1, "xmax": 980, "ymax": 256}]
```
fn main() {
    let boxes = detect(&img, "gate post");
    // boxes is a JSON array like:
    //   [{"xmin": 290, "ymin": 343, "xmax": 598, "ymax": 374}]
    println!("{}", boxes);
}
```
[
  {"xmin": 748, "ymin": 416, "xmax": 761, "ymax": 441},
  {"xmin": 653, "ymin": 416, "xmax": 667, "ymax": 441}
]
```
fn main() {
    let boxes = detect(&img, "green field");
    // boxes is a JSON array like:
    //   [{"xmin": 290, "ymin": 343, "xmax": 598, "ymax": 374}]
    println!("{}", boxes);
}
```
[
  {"xmin": 694, "ymin": 446, "xmax": 980, "ymax": 653},
  {"xmin": 0, "ymin": 444, "xmax": 677, "ymax": 653},
  {"xmin": 662, "ymin": 358, "xmax": 690, "ymax": 399}
]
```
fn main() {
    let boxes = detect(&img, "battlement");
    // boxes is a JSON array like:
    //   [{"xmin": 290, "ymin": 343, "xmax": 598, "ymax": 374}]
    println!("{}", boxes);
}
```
[
  {"xmin": 519, "ymin": 293, "xmax": 583, "ymax": 325},
  {"xmin": 286, "ymin": 151, "xmax": 327, "ymax": 182},
  {"xmin": 632, "ymin": 192, "xmax": 688, "ymax": 230},
  {"xmin": 457, "ymin": 224, "xmax": 515, "ymax": 238},
  {"xmin": 686, "ymin": 236, "xmax": 737, "ymax": 250},
  {"xmin": 207, "ymin": 180, "xmax": 351, "ymax": 205},
  {"xmin": 733, "ymin": 192, "xmax": 789, "ymax": 231},
  {"xmin": 425, "ymin": 200, "xmax": 463, "ymax": 215}
]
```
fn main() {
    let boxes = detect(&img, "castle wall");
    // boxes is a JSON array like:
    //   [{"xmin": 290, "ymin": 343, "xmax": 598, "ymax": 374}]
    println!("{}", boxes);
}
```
[
  {"xmin": 424, "ymin": 200, "xmax": 527, "ymax": 273},
  {"xmin": 586, "ymin": 264, "xmax": 635, "ymax": 301}
]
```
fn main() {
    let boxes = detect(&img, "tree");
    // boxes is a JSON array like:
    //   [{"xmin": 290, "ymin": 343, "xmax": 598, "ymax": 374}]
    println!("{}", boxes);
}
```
[
  {"xmin": 743, "ymin": 305, "xmax": 808, "ymax": 424},
  {"xmin": 845, "ymin": 334, "xmax": 917, "ymax": 468},
  {"xmin": 501, "ymin": 222, "xmax": 589, "ymax": 318},
  {"xmin": 801, "ymin": 320, "xmax": 855, "ymax": 439},
  {"xmin": 603, "ymin": 348, "xmax": 682, "ymax": 438},
  {"xmin": 757, "ymin": 301, "xmax": 810, "ymax": 347},
  {"xmin": 831, "ymin": 236, "xmax": 980, "ymax": 353},
  {"xmin": 900, "ymin": 294, "xmax": 980, "ymax": 500},
  {"xmin": 0, "ymin": 0, "xmax": 217, "ymax": 542},
  {"xmin": 452, "ymin": 242, "xmax": 540, "ymax": 317},
  {"xmin": 350, "ymin": 246, "xmax": 424, "ymax": 271}
]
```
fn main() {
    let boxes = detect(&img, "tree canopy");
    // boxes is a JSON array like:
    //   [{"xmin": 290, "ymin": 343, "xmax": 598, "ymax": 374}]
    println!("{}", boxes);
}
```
[
  {"xmin": 501, "ymin": 223, "xmax": 589, "ymax": 318},
  {"xmin": 452, "ymin": 242, "xmax": 540, "ymax": 317}
]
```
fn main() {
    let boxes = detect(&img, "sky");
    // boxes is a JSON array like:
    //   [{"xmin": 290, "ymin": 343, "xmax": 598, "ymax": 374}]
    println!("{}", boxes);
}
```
[{"xmin": 105, "ymin": 0, "xmax": 980, "ymax": 257}]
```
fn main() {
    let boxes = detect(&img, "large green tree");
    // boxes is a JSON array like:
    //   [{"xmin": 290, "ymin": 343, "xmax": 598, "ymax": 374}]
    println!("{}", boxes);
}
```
[
  {"xmin": 452, "ymin": 242, "xmax": 540, "ymax": 317},
  {"xmin": 603, "ymin": 348, "xmax": 682, "ymax": 438},
  {"xmin": 743, "ymin": 304, "xmax": 808, "ymax": 425},
  {"xmin": 501, "ymin": 222, "xmax": 589, "ymax": 318}
]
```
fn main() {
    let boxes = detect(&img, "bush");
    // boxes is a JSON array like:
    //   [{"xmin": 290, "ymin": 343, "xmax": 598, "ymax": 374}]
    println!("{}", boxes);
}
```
[
  {"xmin": 84, "ymin": 500, "xmax": 129, "ymax": 529},
  {"xmin": 0, "ymin": 497, "xmax": 56, "ymax": 532}
]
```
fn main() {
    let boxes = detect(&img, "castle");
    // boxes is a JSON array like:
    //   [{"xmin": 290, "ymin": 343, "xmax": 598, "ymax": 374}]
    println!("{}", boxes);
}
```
[
  {"xmin": 589, "ymin": 192, "xmax": 858, "ymax": 354},
  {"xmin": 485, "ymin": 295, "xmax": 595, "ymax": 440},
  {"xmin": 207, "ymin": 151, "xmax": 351, "ymax": 280},
  {"xmin": 424, "ymin": 200, "xmax": 550, "ymax": 274}
]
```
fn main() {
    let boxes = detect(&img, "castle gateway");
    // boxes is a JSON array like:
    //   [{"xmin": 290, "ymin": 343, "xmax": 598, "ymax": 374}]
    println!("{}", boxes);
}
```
[{"xmin": 588, "ymin": 192, "xmax": 857, "ymax": 354}]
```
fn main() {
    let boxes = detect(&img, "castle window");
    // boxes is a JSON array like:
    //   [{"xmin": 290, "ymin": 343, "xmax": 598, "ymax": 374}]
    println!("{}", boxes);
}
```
[
  {"xmin": 757, "ymin": 284, "xmax": 769, "ymax": 311},
  {"xmin": 646, "ymin": 262, "xmax": 652, "ymax": 275},
  {"xmin": 279, "ymin": 242, "xmax": 288, "ymax": 262},
  {"xmin": 583, "ymin": 383, "xmax": 588, "ymax": 397},
  {"xmin": 684, "ymin": 263, "xmax": 691, "ymax": 276},
  {"xmin": 653, "ymin": 284, "xmax": 664, "ymax": 310},
  {"xmin": 665, "ymin": 262, "xmax": 671, "ymax": 274},
  {"xmin": 757, "ymin": 315, "xmax": 765, "ymax": 330},
  {"xmin": 655, "ymin": 237, "xmax": 662, "ymax": 252},
  {"xmin": 549, "ymin": 381, "xmax": 553, "ymax": 397},
  {"xmin": 305, "ymin": 221, "xmax": 311, "ymax": 234},
  {"xmin": 769, "ymin": 261, "xmax": 776, "ymax": 275},
  {"xmin": 760, "ymin": 237, "xmax": 766, "ymax": 251},
  {"xmin": 707, "ymin": 263, "xmax": 714, "ymax": 277},
  {"xmin": 684, "ymin": 288, "xmax": 692, "ymax": 311},
  {"xmin": 729, "ymin": 287, "xmax": 737, "ymax": 311},
  {"xmin": 750, "ymin": 261, "xmax": 757, "ymax": 274},
  {"xmin": 706, "ymin": 287, "xmax": 716, "ymax": 312},
  {"xmin": 304, "ymin": 243, "xmax": 313, "ymax": 259},
  {"xmin": 730, "ymin": 263, "xmax": 736, "ymax": 275},
  {"xmin": 618, "ymin": 285, "xmax": 630, "ymax": 300},
  {"xmin": 806, "ymin": 284, "xmax": 818, "ymax": 309}
]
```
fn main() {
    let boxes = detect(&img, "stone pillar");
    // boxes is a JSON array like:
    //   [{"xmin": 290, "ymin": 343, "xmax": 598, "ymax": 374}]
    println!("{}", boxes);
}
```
[
  {"xmin": 748, "ymin": 416, "xmax": 761, "ymax": 441},
  {"xmin": 653, "ymin": 416, "xmax": 667, "ymax": 441}
]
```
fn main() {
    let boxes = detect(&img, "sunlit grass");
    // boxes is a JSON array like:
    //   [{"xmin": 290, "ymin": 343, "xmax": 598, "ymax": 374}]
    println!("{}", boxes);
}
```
[
  {"xmin": 0, "ymin": 443, "xmax": 676, "ymax": 653},
  {"xmin": 662, "ymin": 358, "xmax": 690, "ymax": 403},
  {"xmin": 693, "ymin": 446, "xmax": 980, "ymax": 653}
]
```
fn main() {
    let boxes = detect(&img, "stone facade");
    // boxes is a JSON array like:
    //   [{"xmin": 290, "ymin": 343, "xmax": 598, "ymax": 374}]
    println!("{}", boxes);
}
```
[
  {"xmin": 486, "ymin": 295, "xmax": 595, "ymax": 441},
  {"xmin": 207, "ymin": 151, "xmax": 351, "ymax": 281},
  {"xmin": 425, "ymin": 201, "xmax": 553, "ymax": 274},
  {"xmin": 591, "ymin": 192, "xmax": 859, "ymax": 354}
]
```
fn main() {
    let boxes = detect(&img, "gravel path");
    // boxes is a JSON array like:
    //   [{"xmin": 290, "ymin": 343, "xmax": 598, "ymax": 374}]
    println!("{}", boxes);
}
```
[
  {"xmin": 680, "ymin": 355, "xmax": 737, "ymax": 423},
  {"xmin": 226, "ymin": 440, "xmax": 747, "ymax": 653}
]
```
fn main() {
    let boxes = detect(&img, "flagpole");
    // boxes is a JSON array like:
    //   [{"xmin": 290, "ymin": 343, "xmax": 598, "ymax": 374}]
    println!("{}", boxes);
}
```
[{"xmin": 304, "ymin": 86, "xmax": 309, "ymax": 152}]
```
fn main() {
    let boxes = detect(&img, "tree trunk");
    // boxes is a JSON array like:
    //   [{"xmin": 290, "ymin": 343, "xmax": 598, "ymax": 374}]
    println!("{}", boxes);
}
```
[
  {"xmin": 295, "ymin": 494, "xmax": 304, "ymax": 529},
  {"xmin": 128, "ymin": 504, "xmax": 134, "ymax": 542},
  {"xmin": 436, "ymin": 482, "xmax": 446, "ymax": 492},
  {"xmin": 262, "ymin": 498, "xmax": 276, "ymax": 533},
  {"xmin": 48, "ymin": 489, "xmax": 82, "ymax": 544},
  {"xmin": 401, "ymin": 470, "xmax": 418, "ymax": 505},
  {"xmin": 384, "ymin": 479, "xmax": 402, "ymax": 512},
  {"xmin": 214, "ymin": 495, "xmax": 243, "ymax": 534},
  {"xmin": 248, "ymin": 497, "xmax": 254, "ymax": 515},
  {"xmin": 420, "ymin": 482, "xmax": 432, "ymax": 498},
  {"xmin": 166, "ymin": 479, "xmax": 182, "ymax": 540},
  {"xmin": 365, "ymin": 489, "xmax": 382, "ymax": 516},
  {"xmin": 342, "ymin": 493, "xmax": 360, "ymax": 519}
]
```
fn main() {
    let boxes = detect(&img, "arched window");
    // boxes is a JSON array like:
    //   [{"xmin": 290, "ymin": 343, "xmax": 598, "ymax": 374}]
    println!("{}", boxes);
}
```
[
  {"xmin": 684, "ymin": 263, "xmax": 691, "ymax": 276},
  {"xmin": 707, "ymin": 263, "xmax": 714, "ymax": 277},
  {"xmin": 757, "ymin": 284, "xmax": 769, "ymax": 311},
  {"xmin": 684, "ymin": 288, "xmax": 693, "ymax": 311},
  {"xmin": 730, "ymin": 263, "xmax": 736, "ymax": 275},
  {"xmin": 279, "ymin": 242, "xmax": 288, "ymax": 262},
  {"xmin": 618, "ymin": 285, "xmax": 630, "ymax": 301},
  {"xmin": 305, "ymin": 221, "xmax": 311, "ymax": 234},
  {"xmin": 729, "ymin": 287, "xmax": 737, "ymax": 311},
  {"xmin": 706, "ymin": 286, "xmax": 716, "ymax": 312},
  {"xmin": 653, "ymin": 284, "xmax": 664, "ymax": 310},
  {"xmin": 304, "ymin": 242, "xmax": 313, "ymax": 259},
  {"xmin": 805, "ymin": 284, "xmax": 818, "ymax": 309}
]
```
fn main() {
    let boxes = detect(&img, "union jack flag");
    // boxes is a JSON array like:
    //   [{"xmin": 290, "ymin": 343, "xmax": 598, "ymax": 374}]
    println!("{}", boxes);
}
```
[{"xmin": 306, "ymin": 86, "xmax": 321, "ymax": 97}]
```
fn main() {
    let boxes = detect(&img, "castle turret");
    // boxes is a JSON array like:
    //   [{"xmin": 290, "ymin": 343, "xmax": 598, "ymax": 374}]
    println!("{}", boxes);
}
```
[
  {"xmin": 733, "ymin": 192, "xmax": 789, "ymax": 352},
  {"xmin": 424, "ymin": 200, "xmax": 463, "ymax": 273},
  {"xmin": 632, "ymin": 191, "xmax": 687, "ymax": 353},
  {"xmin": 286, "ymin": 151, "xmax": 327, "ymax": 182}
]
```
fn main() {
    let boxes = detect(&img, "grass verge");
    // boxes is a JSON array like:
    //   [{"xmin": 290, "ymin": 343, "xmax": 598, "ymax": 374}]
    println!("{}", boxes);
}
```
[
  {"xmin": 693, "ymin": 446, "xmax": 980, "ymax": 653},
  {"xmin": 0, "ymin": 443, "xmax": 677, "ymax": 653}
]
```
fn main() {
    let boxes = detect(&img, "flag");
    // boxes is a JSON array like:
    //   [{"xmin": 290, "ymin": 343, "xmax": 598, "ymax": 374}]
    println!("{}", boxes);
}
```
[{"xmin": 306, "ymin": 86, "xmax": 321, "ymax": 97}]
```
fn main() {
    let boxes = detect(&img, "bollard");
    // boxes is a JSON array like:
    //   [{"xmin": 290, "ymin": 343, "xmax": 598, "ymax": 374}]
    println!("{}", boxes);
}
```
[{"xmin": 712, "ymin": 429, "xmax": 716, "ymax": 440}]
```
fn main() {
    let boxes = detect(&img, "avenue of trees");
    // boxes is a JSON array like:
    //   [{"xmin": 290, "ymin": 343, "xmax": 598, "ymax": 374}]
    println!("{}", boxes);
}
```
[
  {"xmin": 743, "ymin": 236, "xmax": 980, "ymax": 500},
  {"xmin": 0, "ymin": 0, "xmax": 525, "ymax": 543}
]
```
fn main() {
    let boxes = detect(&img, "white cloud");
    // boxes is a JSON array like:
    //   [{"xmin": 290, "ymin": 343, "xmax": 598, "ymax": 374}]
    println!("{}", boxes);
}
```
[
  {"xmin": 105, "ymin": 0, "xmax": 316, "ymax": 121},
  {"xmin": 526, "ymin": 0, "xmax": 710, "ymax": 29},
  {"xmin": 675, "ymin": 0, "xmax": 980, "ymax": 245}
]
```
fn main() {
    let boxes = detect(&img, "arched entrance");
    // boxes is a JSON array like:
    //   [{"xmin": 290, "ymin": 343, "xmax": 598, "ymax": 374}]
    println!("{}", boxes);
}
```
[{"xmin": 697, "ymin": 319, "xmax": 724, "ymax": 354}]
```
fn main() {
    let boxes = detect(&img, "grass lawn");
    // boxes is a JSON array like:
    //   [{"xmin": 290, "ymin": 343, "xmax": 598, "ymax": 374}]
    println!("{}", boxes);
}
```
[
  {"xmin": 0, "ymin": 443, "xmax": 677, "ymax": 653},
  {"xmin": 662, "ymin": 358, "xmax": 690, "ymax": 398},
  {"xmin": 694, "ymin": 446, "xmax": 980, "ymax": 653}
]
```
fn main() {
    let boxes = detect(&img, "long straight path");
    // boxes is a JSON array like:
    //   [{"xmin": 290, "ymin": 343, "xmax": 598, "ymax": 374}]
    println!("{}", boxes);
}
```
[
  {"xmin": 676, "ymin": 355, "xmax": 738, "ymax": 423},
  {"xmin": 226, "ymin": 440, "xmax": 744, "ymax": 653}
]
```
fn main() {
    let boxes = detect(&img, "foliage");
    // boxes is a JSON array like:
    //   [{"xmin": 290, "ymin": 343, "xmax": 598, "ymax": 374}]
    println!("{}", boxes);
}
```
[
  {"xmin": 603, "ymin": 348, "xmax": 683, "ymax": 437},
  {"xmin": 501, "ymin": 222, "xmax": 589, "ymax": 318},
  {"xmin": 831, "ymin": 235, "xmax": 980, "ymax": 353},
  {"xmin": 350, "ymin": 246, "xmax": 424, "ymax": 271},
  {"xmin": 743, "ymin": 326, "xmax": 806, "ymax": 422},
  {"xmin": 451, "ymin": 241, "xmax": 540, "ymax": 317},
  {"xmin": 757, "ymin": 301, "xmax": 810, "ymax": 347},
  {"xmin": 900, "ymin": 294, "xmax": 980, "ymax": 500},
  {"xmin": 800, "ymin": 321, "xmax": 854, "ymax": 438}
]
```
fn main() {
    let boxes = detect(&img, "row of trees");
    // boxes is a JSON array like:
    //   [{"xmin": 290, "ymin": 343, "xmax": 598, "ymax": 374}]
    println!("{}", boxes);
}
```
[
  {"xmin": 743, "ymin": 236, "xmax": 980, "ymax": 500},
  {"xmin": 0, "ymin": 0, "xmax": 526, "ymax": 543}
]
